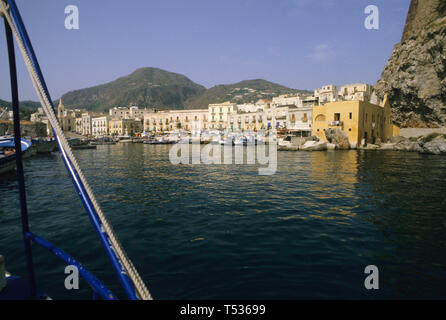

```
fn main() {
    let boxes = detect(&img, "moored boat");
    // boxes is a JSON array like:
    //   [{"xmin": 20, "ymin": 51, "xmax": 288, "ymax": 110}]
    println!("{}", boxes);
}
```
[
  {"xmin": 0, "ymin": 138, "xmax": 32, "ymax": 175},
  {"xmin": 31, "ymin": 137, "xmax": 57, "ymax": 153}
]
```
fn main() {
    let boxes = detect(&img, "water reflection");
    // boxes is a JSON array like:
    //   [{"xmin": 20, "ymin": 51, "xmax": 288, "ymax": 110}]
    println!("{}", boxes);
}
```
[{"xmin": 1, "ymin": 145, "xmax": 446, "ymax": 299}]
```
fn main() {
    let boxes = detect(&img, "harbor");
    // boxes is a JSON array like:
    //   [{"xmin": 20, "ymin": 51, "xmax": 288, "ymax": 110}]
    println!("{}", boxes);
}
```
[{"xmin": 1, "ymin": 0, "xmax": 445, "ymax": 303}]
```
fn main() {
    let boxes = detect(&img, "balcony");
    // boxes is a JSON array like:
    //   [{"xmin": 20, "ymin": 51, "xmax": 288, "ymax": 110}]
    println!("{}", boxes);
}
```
[{"xmin": 328, "ymin": 121, "xmax": 343, "ymax": 126}]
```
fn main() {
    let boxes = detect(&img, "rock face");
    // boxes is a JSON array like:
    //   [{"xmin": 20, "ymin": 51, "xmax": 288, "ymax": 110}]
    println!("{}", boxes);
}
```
[
  {"xmin": 301, "ymin": 141, "xmax": 327, "ymax": 151},
  {"xmin": 419, "ymin": 134, "xmax": 446, "ymax": 154},
  {"xmin": 384, "ymin": 133, "xmax": 446, "ymax": 154},
  {"xmin": 324, "ymin": 128, "xmax": 350, "ymax": 150},
  {"xmin": 375, "ymin": 0, "xmax": 446, "ymax": 128}
]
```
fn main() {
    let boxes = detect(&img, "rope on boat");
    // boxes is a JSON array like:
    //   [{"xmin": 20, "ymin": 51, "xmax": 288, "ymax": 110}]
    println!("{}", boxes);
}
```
[{"xmin": 0, "ymin": 1, "xmax": 152, "ymax": 300}]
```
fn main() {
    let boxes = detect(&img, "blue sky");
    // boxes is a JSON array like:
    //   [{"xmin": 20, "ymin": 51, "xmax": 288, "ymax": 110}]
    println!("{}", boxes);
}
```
[{"xmin": 0, "ymin": 0, "xmax": 411, "ymax": 101}]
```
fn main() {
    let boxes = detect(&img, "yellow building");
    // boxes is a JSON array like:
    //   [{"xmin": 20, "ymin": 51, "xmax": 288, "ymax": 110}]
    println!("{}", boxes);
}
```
[
  {"xmin": 312, "ymin": 95, "xmax": 399, "ymax": 147},
  {"xmin": 108, "ymin": 118, "xmax": 142, "ymax": 136},
  {"xmin": 208, "ymin": 102, "xmax": 237, "ymax": 130}
]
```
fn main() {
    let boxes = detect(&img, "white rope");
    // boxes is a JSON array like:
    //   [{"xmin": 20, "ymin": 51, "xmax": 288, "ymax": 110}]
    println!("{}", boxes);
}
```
[{"xmin": 0, "ymin": 1, "xmax": 152, "ymax": 300}]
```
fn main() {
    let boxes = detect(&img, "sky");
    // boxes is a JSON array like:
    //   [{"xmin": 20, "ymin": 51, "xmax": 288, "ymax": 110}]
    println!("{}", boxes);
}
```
[{"xmin": 0, "ymin": 0, "xmax": 411, "ymax": 101}]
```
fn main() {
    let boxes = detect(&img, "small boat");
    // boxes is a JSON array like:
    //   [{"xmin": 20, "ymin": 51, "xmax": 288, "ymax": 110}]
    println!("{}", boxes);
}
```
[
  {"xmin": 278, "ymin": 135, "xmax": 293, "ymax": 147},
  {"xmin": 0, "ymin": 138, "xmax": 32, "ymax": 175},
  {"xmin": 90, "ymin": 137, "xmax": 116, "ymax": 145},
  {"xmin": 31, "ymin": 137, "xmax": 58, "ymax": 153},
  {"xmin": 233, "ymin": 136, "xmax": 246, "ymax": 146},
  {"xmin": 117, "ymin": 134, "xmax": 132, "ymax": 143},
  {"xmin": 143, "ymin": 136, "xmax": 175, "ymax": 144}
]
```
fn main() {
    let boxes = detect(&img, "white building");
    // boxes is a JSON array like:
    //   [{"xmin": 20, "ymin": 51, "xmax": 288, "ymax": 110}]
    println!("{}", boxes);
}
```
[
  {"xmin": 91, "ymin": 116, "xmax": 109, "ymax": 137},
  {"xmin": 81, "ymin": 113, "xmax": 92, "ymax": 136},
  {"xmin": 339, "ymin": 83, "xmax": 373, "ymax": 102},
  {"xmin": 271, "ymin": 94, "xmax": 303, "ymax": 108},
  {"xmin": 75, "ymin": 117, "xmax": 82, "ymax": 134},
  {"xmin": 30, "ymin": 107, "xmax": 52, "ymax": 135},
  {"xmin": 314, "ymin": 85, "xmax": 339, "ymax": 104},
  {"xmin": 109, "ymin": 106, "xmax": 149, "ymax": 120},
  {"xmin": 143, "ymin": 109, "xmax": 208, "ymax": 134}
]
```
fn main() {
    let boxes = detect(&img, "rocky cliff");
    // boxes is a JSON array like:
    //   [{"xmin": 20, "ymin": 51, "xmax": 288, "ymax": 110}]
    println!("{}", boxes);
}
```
[{"xmin": 375, "ymin": 0, "xmax": 446, "ymax": 128}]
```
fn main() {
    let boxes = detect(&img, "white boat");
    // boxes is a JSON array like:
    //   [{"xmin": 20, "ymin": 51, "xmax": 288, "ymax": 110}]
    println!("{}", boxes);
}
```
[
  {"xmin": 278, "ymin": 135, "xmax": 293, "ymax": 147},
  {"xmin": 117, "ymin": 134, "xmax": 132, "ymax": 142},
  {"xmin": 0, "ymin": 138, "xmax": 32, "ymax": 175},
  {"xmin": 233, "ymin": 135, "xmax": 246, "ymax": 146}
]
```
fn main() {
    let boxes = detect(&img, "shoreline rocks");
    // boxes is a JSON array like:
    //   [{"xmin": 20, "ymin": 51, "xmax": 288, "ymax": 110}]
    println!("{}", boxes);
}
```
[
  {"xmin": 277, "ymin": 133, "xmax": 446, "ymax": 155},
  {"xmin": 324, "ymin": 128, "xmax": 350, "ymax": 150}
]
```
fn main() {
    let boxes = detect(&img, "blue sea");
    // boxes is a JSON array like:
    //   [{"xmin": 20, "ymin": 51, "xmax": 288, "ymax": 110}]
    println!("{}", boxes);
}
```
[{"xmin": 1, "ymin": 144, "xmax": 446, "ymax": 299}]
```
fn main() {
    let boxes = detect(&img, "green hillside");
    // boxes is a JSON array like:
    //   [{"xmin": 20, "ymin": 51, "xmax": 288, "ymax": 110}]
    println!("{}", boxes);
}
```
[
  {"xmin": 184, "ymin": 79, "xmax": 311, "ymax": 109},
  {"xmin": 2, "ymin": 68, "xmax": 313, "ymax": 114},
  {"xmin": 60, "ymin": 67, "xmax": 207, "ymax": 111}
]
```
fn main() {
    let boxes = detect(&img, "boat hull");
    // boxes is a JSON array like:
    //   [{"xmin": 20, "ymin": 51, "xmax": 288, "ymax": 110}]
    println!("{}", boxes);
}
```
[
  {"xmin": 0, "ymin": 154, "xmax": 16, "ymax": 175},
  {"xmin": 33, "ymin": 139, "xmax": 57, "ymax": 153}
]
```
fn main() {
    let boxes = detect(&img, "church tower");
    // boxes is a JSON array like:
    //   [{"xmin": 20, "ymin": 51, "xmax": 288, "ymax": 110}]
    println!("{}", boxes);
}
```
[
  {"xmin": 57, "ymin": 99, "xmax": 65, "ymax": 121},
  {"xmin": 57, "ymin": 99, "xmax": 66, "ymax": 130}
]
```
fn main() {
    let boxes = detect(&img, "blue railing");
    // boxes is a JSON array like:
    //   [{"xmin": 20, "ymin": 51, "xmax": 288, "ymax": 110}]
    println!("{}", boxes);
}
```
[
  {"xmin": 4, "ymin": 0, "xmax": 140, "ymax": 300},
  {"xmin": 25, "ymin": 232, "xmax": 117, "ymax": 300}
]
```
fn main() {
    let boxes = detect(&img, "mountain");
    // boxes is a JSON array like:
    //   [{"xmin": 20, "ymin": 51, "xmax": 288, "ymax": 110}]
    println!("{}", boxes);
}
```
[
  {"xmin": 60, "ymin": 67, "xmax": 206, "ymax": 112},
  {"xmin": 184, "ymin": 79, "xmax": 311, "ymax": 109},
  {"xmin": 0, "ymin": 99, "xmax": 42, "ymax": 121},
  {"xmin": 375, "ymin": 0, "xmax": 446, "ymax": 128},
  {"xmin": 59, "ymin": 68, "xmax": 310, "ymax": 112},
  {"xmin": 0, "ymin": 99, "xmax": 41, "ymax": 110}
]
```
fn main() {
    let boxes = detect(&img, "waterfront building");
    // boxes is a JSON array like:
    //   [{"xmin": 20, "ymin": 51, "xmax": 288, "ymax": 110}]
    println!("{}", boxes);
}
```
[
  {"xmin": 143, "ymin": 109, "xmax": 208, "ymax": 133},
  {"xmin": 314, "ymin": 85, "xmax": 339, "ymax": 104},
  {"xmin": 339, "ymin": 84, "xmax": 373, "ymax": 102},
  {"xmin": 284, "ymin": 105, "xmax": 313, "ymax": 134},
  {"xmin": 271, "ymin": 94, "xmax": 303, "ymax": 108},
  {"xmin": 171, "ymin": 109, "xmax": 208, "ymax": 134},
  {"xmin": 30, "ymin": 107, "xmax": 52, "ymax": 136},
  {"xmin": 236, "ymin": 103, "xmax": 262, "ymax": 113},
  {"xmin": 109, "ymin": 118, "xmax": 142, "ymax": 136},
  {"xmin": 228, "ymin": 110, "xmax": 264, "ymax": 132},
  {"xmin": 75, "ymin": 117, "xmax": 82, "ymax": 134},
  {"xmin": 208, "ymin": 102, "xmax": 237, "ymax": 130},
  {"xmin": 91, "ymin": 116, "xmax": 109, "ymax": 137},
  {"xmin": 312, "ymin": 95, "xmax": 400, "ymax": 147},
  {"xmin": 109, "ymin": 106, "xmax": 149, "ymax": 120},
  {"xmin": 56, "ymin": 99, "xmax": 81, "ymax": 132},
  {"xmin": 81, "ymin": 112, "xmax": 92, "ymax": 136}
]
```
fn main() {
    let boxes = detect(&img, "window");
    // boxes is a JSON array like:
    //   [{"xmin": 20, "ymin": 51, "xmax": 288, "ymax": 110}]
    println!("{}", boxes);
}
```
[
  {"xmin": 349, "ymin": 113, "xmax": 352, "ymax": 119},
  {"xmin": 334, "ymin": 113, "xmax": 340, "ymax": 121}
]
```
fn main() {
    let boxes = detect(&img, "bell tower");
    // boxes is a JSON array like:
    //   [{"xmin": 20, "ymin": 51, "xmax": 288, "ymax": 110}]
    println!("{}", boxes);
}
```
[{"xmin": 57, "ymin": 99, "xmax": 65, "ymax": 122}]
